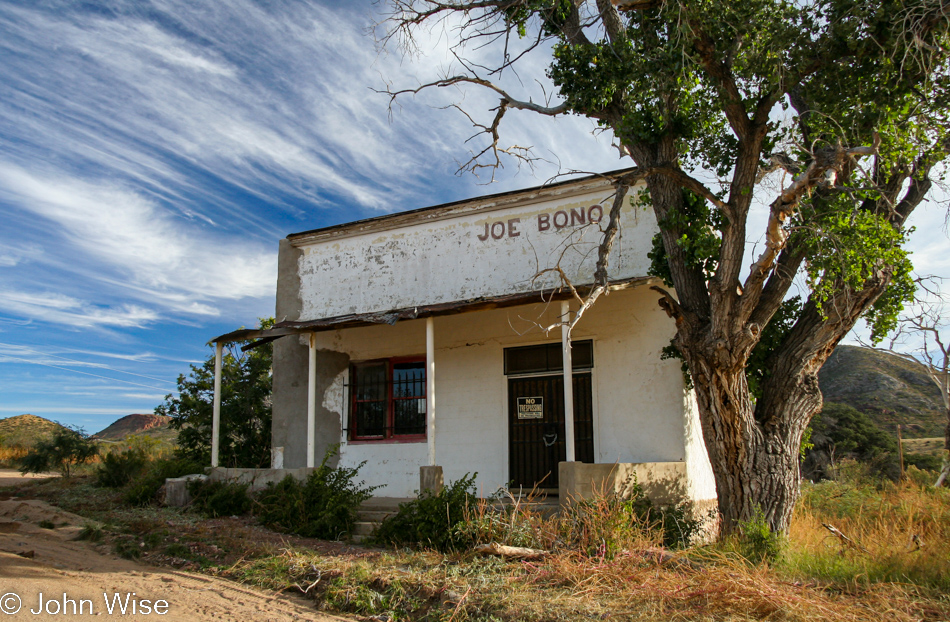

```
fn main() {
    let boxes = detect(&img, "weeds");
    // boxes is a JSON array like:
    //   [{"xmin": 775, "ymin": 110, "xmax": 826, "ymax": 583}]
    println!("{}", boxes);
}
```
[
  {"xmin": 75, "ymin": 523, "xmax": 103, "ymax": 542},
  {"xmin": 372, "ymin": 474, "xmax": 478, "ymax": 552},
  {"xmin": 255, "ymin": 445, "xmax": 377, "ymax": 540},
  {"xmin": 188, "ymin": 479, "xmax": 252, "ymax": 518}
]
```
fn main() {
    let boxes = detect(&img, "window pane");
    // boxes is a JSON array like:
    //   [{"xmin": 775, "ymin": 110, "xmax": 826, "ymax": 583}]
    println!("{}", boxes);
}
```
[
  {"xmin": 355, "ymin": 400, "xmax": 387, "ymax": 437},
  {"xmin": 393, "ymin": 362, "xmax": 425, "ymax": 398},
  {"xmin": 393, "ymin": 398, "xmax": 426, "ymax": 435},
  {"xmin": 353, "ymin": 363, "xmax": 387, "ymax": 437},
  {"xmin": 355, "ymin": 363, "xmax": 387, "ymax": 400},
  {"xmin": 504, "ymin": 340, "xmax": 593, "ymax": 375},
  {"xmin": 392, "ymin": 362, "xmax": 425, "ymax": 435}
]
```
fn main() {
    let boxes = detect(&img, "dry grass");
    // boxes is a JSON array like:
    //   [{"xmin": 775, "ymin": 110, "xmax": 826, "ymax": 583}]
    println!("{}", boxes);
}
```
[
  {"xmin": 13, "ymin": 470, "xmax": 950, "ymax": 622},
  {"xmin": 784, "ymin": 469, "xmax": 950, "ymax": 594},
  {"xmin": 0, "ymin": 445, "xmax": 28, "ymax": 466},
  {"xmin": 901, "ymin": 437, "xmax": 945, "ymax": 456}
]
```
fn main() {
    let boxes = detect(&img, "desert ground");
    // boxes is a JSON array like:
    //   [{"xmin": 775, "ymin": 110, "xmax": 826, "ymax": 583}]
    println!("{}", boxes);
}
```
[{"xmin": 0, "ymin": 470, "xmax": 349, "ymax": 622}]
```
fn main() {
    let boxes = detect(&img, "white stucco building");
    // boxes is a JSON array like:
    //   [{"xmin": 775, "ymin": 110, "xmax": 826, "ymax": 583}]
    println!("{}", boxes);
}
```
[{"xmin": 211, "ymin": 170, "xmax": 717, "ymax": 508}]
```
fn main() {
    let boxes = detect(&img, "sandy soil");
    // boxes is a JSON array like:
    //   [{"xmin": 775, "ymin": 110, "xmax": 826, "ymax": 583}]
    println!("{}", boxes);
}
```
[{"xmin": 0, "ymin": 470, "xmax": 350, "ymax": 621}]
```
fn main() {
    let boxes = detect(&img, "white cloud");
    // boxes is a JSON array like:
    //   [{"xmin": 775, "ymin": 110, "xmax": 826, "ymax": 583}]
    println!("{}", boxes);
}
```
[
  {"xmin": 0, "ymin": 289, "xmax": 159, "ymax": 329},
  {"xmin": 0, "ymin": 163, "xmax": 276, "ymax": 324}
]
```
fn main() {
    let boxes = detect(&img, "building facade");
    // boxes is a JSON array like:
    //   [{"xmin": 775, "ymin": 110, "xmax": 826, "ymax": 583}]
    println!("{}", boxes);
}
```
[{"xmin": 214, "ymin": 171, "xmax": 717, "ymax": 508}]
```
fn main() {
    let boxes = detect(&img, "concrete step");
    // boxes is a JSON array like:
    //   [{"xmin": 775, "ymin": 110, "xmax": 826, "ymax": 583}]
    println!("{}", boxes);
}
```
[
  {"xmin": 357, "ymin": 509, "xmax": 395, "ymax": 523},
  {"xmin": 353, "ymin": 521, "xmax": 376, "ymax": 537}
]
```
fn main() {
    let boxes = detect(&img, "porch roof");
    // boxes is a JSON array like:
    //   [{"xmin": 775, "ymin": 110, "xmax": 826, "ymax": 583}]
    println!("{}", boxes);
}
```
[{"xmin": 212, "ymin": 275, "xmax": 658, "ymax": 349}]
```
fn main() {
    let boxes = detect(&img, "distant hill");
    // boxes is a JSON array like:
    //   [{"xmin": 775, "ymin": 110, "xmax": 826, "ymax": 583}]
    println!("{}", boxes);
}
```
[
  {"xmin": 0, "ymin": 414, "xmax": 67, "ymax": 448},
  {"xmin": 818, "ymin": 345, "xmax": 944, "ymax": 438},
  {"xmin": 94, "ymin": 414, "xmax": 175, "ymax": 442}
]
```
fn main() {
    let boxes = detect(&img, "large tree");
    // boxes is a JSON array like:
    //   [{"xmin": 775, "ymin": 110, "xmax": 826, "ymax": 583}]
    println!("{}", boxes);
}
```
[{"xmin": 380, "ymin": 0, "xmax": 950, "ymax": 533}]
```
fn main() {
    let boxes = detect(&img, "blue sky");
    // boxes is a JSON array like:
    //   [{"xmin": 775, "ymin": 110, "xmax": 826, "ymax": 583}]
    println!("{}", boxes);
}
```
[{"xmin": 0, "ymin": 1, "xmax": 947, "ymax": 433}]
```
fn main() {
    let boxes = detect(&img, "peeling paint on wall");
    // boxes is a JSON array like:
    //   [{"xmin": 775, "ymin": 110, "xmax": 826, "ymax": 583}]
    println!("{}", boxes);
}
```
[{"xmin": 293, "ymin": 185, "xmax": 656, "ymax": 321}]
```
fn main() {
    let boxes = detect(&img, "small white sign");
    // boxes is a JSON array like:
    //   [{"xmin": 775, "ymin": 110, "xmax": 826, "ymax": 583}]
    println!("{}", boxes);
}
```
[{"xmin": 517, "ymin": 397, "xmax": 543, "ymax": 419}]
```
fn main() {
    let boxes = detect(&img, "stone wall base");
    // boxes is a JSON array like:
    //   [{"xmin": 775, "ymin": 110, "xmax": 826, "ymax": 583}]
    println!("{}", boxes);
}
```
[
  {"xmin": 420, "ymin": 465, "xmax": 443, "ymax": 494},
  {"xmin": 558, "ymin": 461, "xmax": 698, "ymax": 507},
  {"xmin": 208, "ymin": 466, "xmax": 315, "ymax": 491}
]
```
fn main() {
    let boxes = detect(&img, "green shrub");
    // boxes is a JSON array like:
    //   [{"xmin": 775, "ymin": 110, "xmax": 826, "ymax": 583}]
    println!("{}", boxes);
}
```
[
  {"xmin": 122, "ymin": 457, "xmax": 204, "ymax": 506},
  {"xmin": 371, "ymin": 473, "xmax": 477, "ymax": 552},
  {"xmin": 738, "ymin": 506, "xmax": 784, "ymax": 563},
  {"xmin": 255, "ymin": 446, "xmax": 377, "ymax": 540},
  {"xmin": 189, "ymin": 479, "xmax": 252, "ymax": 517},
  {"xmin": 97, "ymin": 448, "xmax": 148, "ymax": 488}
]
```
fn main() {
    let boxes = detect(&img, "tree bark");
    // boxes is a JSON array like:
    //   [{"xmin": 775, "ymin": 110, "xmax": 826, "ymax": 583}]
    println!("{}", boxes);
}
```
[{"xmin": 683, "ymin": 345, "xmax": 813, "ymax": 534}]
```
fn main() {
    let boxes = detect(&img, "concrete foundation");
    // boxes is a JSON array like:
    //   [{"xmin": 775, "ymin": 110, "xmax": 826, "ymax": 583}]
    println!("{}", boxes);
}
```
[
  {"xmin": 163, "ymin": 473, "xmax": 208, "ymax": 507},
  {"xmin": 558, "ymin": 461, "xmax": 692, "ymax": 507},
  {"xmin": 208, "ymin": 466, "xmax": 314, "ymax": 491},
  {"xmin": 419, "ymin": 465, "xmax": 444, "ymax": 494}
]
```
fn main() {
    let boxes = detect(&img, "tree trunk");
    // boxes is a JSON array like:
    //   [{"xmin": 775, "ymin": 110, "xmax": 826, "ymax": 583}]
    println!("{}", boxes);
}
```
[{"xmin": 686, "ymin": 349, "xmax": 816, "ymax": 535}]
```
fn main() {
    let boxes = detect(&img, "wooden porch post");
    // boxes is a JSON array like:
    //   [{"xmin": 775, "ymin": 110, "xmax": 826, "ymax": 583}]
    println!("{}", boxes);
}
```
[
  {"xmin": 211, "ymin": 341, "xmax": 223, "ymax": 468},
  {"xmin": 561, "ymin": 300, "xmax": 576, "ymax": 462}
]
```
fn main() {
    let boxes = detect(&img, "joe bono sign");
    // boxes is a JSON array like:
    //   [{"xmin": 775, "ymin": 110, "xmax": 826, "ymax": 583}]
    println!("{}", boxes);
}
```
[{"xmin": 476, "ymin": 204, "xmax": 604, "ymax": 241}]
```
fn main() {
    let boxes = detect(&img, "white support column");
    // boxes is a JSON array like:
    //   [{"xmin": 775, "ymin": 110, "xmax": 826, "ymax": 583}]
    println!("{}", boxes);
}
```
[
  {"xmin": 211, "ymin": 341, "xmax": 223, "ymax": 468},
  {"xmin": 561, "ymin": 300, "xmax": 576, "ymax": 462},
  {"xmin": 426, "ymin": 316, "xmax": 436, "ymax": 466},
  {"xmin": 307, "ymin": 333, "xmax": 317, "ymax": 469}
]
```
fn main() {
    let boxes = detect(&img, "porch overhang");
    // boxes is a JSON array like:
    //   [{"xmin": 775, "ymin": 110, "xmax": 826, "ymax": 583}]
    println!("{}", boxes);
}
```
[{"xmin": 210, "ymin": 275, "xmax": 659, "ymax": 349}]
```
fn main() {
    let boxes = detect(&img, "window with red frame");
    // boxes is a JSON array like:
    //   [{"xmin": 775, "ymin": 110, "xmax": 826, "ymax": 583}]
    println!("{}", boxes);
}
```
[{"xmin": 349, "ymin": 358, "xmax": 426, "ymax": 440}]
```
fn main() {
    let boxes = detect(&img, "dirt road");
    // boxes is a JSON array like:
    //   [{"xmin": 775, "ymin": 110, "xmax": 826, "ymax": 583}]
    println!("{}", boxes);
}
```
[{"xmin": 0, "ymin": 470, "xmax": 349, "ymax": 621}]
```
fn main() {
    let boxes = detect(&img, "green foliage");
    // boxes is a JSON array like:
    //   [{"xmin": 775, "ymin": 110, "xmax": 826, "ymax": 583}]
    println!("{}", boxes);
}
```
[
  {"xmin": 737, "ymin": 506, "xmax": 785, "ymax": 563},
  {"xmin": 648, "ymin": 189, "xmax": 723, "ymax": 286},
  {"xmin": 96, "ymin": 448, "xmax": 148, "ymax": 488},
  {"xmin": 122, "ymin": 457, "xmax": 204, "ymax": 506},
  {"xmin": 158, "ymin": 318, "xmax": 274, "ymax": 468},
  {"xmin": 18, "ymin": 427, "xmax": 98, "ymax": 478},
  {"xmin": 797, "ymin": 207, "xmax": 915, "ymax": 342},
  {"xmin": 255, "ymin": 445, "xmax": 377, "ymax": 540},
  {"xmin": 371, "ymin": 473, "xmax": 478, "ymax": 552},
  {"xmin": 188, "ymin": 479, "xmax": 252, "ymax": 518},
  {"xmin": 804, "ymin": 402, "xmax": 900, "ymax": 480}
]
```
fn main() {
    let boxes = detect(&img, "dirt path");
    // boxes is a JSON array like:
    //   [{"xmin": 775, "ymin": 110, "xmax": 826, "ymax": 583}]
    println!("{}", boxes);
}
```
[{"xmin": 0, "ymin": 471, "xmax": 350, "ymax": 621}]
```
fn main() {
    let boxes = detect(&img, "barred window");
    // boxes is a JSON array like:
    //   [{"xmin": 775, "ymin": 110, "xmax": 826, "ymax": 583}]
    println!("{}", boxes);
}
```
[{"xmin": 349, "ymin": 358, "xmax": 426, "ymax": 441}]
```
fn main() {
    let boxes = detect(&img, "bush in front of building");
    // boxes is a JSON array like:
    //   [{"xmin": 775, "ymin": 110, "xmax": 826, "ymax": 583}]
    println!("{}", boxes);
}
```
[
  {"xmin": 370, "ymin": 473, "xmax": 478, "ymax": 552},
  {"xmin": 188, "ymin": 479, "xmax": 253, "ymax": 518},
  {"xmin": 96, "ymin": 447, "xmax": 149, "ymax": 488},
  {"xmin": 254, "ymin": 445, "xmax": 377, "ymax": 540},
  {"xmin": 122, "ymin": 456, "xmax": 204, "ymax": 506}
]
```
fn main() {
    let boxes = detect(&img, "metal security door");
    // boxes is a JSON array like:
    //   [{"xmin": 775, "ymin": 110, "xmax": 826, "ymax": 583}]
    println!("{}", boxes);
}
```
[{"xmin": 508, "ymin": 373, "xmax": 593, "ymax": 490}]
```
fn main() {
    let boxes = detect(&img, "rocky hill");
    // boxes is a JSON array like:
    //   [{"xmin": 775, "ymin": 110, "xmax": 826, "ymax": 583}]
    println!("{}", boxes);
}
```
[
  {"xmin": 0, "ymin": 414, "xmax": 67, "ymax": 448},
  {"xmin": 94, "ymin": 414, "xmax": 174, "ymax": 442},
  {"xmin": 818, "ymin": 345, "xmax": 945, "ymax": 438}
]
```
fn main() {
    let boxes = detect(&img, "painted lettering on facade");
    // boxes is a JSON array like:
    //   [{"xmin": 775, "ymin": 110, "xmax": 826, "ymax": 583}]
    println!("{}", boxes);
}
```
[{"xmin": 476, "ymin": 205, "xmax": 603, "ymax": 242}]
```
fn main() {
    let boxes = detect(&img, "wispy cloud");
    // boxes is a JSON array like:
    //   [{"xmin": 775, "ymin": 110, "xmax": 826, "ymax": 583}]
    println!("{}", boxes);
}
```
[
  {"xmin": 0, "ymin": 164, "xmax": 275, "ymax": 324},
  {"xmin": 0, "ymin": 289, "xmax": 159, "ymax": 329}
]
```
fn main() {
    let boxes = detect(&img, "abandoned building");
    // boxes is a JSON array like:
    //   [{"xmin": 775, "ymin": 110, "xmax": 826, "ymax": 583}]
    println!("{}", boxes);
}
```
[{"xmin": 210, "ymin": 170, "xmax": 717, "ymax": 508}]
